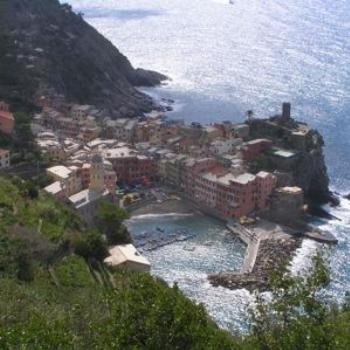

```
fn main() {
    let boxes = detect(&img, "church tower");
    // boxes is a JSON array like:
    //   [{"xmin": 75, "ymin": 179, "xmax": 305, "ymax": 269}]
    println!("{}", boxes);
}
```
[{"xmin": 89, "ymin": 153, "xmax": 105, "ymax": 192}]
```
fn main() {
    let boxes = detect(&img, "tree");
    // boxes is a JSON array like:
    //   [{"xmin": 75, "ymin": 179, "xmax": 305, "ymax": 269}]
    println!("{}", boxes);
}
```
[
  {"xmin": 74, "ymin": 230, "xmax": 108, "ymax": 261},
  {"xmin": 97, "ymin": 202, "xmax": 131, "ymax": 245},
  {"xmin": 245, "ymin": 254, "xmax": 348, "ymax": 350},
  {"xmin": 16, "ymin": 253, "xmax": 34, "ymax": 282}
]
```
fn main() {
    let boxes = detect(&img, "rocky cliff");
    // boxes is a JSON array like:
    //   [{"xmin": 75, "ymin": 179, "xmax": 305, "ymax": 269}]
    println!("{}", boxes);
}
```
[
  {"xmin": 0, "ymin": 0, "xmax": 166, "ymax": 115},
  {"xmin": 249, "ymin": 114, "xmax": 335, "ymax": 205}
]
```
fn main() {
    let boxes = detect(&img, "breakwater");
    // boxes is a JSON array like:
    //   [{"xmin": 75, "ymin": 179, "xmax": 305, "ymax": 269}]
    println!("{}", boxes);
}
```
[{"xmin": 209, "ymin": 218, "xmax": 338, "ymax": 292}]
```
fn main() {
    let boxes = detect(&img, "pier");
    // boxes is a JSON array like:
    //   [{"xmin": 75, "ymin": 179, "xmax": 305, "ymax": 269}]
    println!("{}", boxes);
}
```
[{"xmin": 226, "ymin": 220, "xmax": 260, "ymax": 273}]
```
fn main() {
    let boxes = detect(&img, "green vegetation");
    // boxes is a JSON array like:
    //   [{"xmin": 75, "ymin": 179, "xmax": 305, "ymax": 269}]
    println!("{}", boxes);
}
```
[
  {"xmin": 97, "ymin": 201, "xmax": 132, "ymax": 245},
  {"xmin": 241, "ymin": 255, "xmax": 350, "ymax": 349},
  {"xmin": 0, "ymin": 109, "xmax": 41, "ymax": 166},
  {"xmin": 249, "ymin": 153, "xmax": 275, "ymax": 174},
  {"xmin": 0, "ymin": 175, "xmax": 349, "ymax": 349}
]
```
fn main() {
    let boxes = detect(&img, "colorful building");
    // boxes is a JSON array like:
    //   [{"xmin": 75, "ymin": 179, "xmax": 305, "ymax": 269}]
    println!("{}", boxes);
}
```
[
  {"xmin": 0, "ymin": 101, "xmax": 15, "ymax": 135},
  {"xmin": 193, "ymin": 170, "xmax": 277, "ymax": 219},
  {"xmin": 241, "ymin": 139, "xmax": 273, "ymax": 160},
  {"xmin": 103, "ymin": 147, "xmax": 155, "ymax": 184}
]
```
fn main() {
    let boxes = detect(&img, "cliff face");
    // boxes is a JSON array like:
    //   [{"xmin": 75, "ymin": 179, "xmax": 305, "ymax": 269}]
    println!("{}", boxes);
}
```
[
  {"xmin": 293, "ymin": 130, "xmax": 331, "ymax": 204},
  {"xmin": 249, "ymin": 117, "xmax": 333, "ymax": 205},
  {"xmin": 0, "ymin": 0, "xmax": 166, "ymax": 115}
]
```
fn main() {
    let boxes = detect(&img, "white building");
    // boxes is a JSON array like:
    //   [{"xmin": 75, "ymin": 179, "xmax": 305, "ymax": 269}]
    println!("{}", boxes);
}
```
[
  {"xmin": 104, "ymin": 244, "xmax": 151, "ymax": 272},
  {"xmin": 209, "ymin": 138, "xmax": 243, "ymax": 155},
  {"xmin": 46, "ymin": 165, "xmax": 82, "ymax": 197}
]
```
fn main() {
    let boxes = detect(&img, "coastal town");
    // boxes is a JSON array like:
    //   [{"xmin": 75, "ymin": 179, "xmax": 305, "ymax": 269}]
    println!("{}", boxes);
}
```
[{"xmin": 0, "ymin": 95, "xmax": 337, "ymax": 287}]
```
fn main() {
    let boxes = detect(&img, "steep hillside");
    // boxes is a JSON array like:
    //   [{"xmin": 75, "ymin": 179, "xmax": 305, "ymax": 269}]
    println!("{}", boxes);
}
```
[
  {"xmin": 0, "ymin": 0, "xmax": 166, "ymax": 115},
  {"xmin": 0, "ymin": 175, "xmax": 237, "ymax": 348}
]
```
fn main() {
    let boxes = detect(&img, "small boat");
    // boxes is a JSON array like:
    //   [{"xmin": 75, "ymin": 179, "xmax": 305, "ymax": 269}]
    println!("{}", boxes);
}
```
[{"xmin": 183, "ymin": 246, "xmax": 196, "ymax": 252}]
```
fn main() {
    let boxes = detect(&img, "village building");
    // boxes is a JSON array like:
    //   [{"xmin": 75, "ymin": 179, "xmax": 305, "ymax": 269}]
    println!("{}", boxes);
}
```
[
  {"xmin": 209, "ymin": 138, "xmax": 243, "ymax": 155},
  {"xmin": 232, "ymin": 123, "xmax": 250, "ymax": 139},
  {"xmin": 103, "ymin": 146, "xmax": 155, "ymax": 184},
  {"xmin": 46, "ymin": 165, "xmax": 82, "ymax": 197},
  {"xmin": 241, "ymin": 139, "xmax": 273, "ymax": 160},
  {"xmin": 193, "ymin": 169, "xmax": 277, "ymax": 219},
  {"xmin": 68, "ymin": 154, "xmax": 114, "ymax": 225},
  {"xmin": 104, "ymin": 244, "xmax": 151, "ymax": 272},
  {"xmin": 0, "ymin": 101, "xmax": 15, "ymax": 135}
]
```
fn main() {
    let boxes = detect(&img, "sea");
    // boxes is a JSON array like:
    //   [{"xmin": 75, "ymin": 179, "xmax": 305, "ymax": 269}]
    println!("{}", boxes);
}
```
[{"xmin": 66, "ymin": 0, "xmax": 350, "ymax": 332}]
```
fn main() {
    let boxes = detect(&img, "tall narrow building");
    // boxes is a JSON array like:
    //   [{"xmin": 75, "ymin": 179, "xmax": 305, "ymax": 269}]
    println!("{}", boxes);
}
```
[{"xmin": 89, "ymin": 153, "xmax": 105, "ymax": 192}]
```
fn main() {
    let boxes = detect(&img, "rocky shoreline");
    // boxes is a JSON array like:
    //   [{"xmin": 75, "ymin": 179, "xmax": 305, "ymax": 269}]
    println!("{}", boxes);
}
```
[{"xmin": 209, "ymin": 235, "xmax": 302, "ymax": 292}]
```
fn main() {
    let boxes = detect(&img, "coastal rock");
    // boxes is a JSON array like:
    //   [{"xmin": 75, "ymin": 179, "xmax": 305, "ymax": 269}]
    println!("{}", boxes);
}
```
[
  {"xmin": 208, "ymin": 236, "xmax": 301, "ymax": 292},
  {"xmin": 0, "ymin": 0, "xmax": 167, "ymax": 113},
  {"xmin": 249, "ymin": 118, "xmax": 333, "ymax": 205}
]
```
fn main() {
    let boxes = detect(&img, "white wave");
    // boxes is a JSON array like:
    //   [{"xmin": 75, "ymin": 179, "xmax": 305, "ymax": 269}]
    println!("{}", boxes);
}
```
[
  {"xmin": 290, "ymin": 239, "xmax": 320, "ymax": 276},
  {"xmin": 129, "ymin": 212, "xmax": 194, "ymax": 221}
]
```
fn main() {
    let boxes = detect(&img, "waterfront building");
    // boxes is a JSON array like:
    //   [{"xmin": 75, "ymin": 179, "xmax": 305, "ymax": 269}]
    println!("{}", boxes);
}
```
[
  {"xmin": 163, "ymin": 154, "xmax": 188, "ymax": 188},
  {"xmin": 183, "ymin": 157, "xmax": 219, "ymax": 197},
  {"xmin": 193, "ymin": 169, "xmax": 277, "ymax": 219},
  {"xmin": 104, "ymin": 244, "xmax": 151, "ymax": 272},
  {"xmin": 268, "ymin": 186, "xmax": 304, "ymax": 225}
]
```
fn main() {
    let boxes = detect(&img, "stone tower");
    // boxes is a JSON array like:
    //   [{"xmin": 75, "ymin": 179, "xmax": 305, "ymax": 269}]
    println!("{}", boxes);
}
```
[
  {"xmin": 89, "ymin": 153, "xmax": 104, "ymax": 192},
  {"xmin": 281, "ymin": 102, "xmax": 291, "ymax": 123}
]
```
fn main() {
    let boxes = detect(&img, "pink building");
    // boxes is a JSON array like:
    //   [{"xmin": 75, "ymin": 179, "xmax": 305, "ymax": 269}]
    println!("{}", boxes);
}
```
[
  {"xmin": 103, "ymin": 147, "xmax": 155, "ymax": 184},
  {"xmin": 193, "ymin": 170, "xmax": 277, "ymax": 219},
  {"xmin": 183, "ymin": 158, "xmax": 220, "ymax": 198},
  {"xmin": 0, "ymin": 101, "xmax": 15, "ymax": 135}
]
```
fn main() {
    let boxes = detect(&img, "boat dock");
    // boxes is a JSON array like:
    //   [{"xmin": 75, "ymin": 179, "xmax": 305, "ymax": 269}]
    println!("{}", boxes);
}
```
[{"xmin": 226, "ymin": 220, "xmax": 260, "ymax": 273}]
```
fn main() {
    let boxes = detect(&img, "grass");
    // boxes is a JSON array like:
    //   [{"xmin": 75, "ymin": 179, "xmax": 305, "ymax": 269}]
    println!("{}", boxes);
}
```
[{"xmin": 0, "ymin": 176, "xmax": 84, "ymax": 239}]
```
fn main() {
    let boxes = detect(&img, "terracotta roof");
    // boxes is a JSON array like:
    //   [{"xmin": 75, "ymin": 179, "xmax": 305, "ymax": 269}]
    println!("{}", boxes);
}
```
[
  {"xmin": 0, "ymin": 111, "xmax": 14, "ymax": 120},
  {"xmin": 0, "ymin": 148, "xmax": 9, "ymax": 156}
]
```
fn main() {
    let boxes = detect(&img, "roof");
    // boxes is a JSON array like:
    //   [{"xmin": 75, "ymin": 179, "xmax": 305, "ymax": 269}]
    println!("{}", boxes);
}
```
[
  {"xmin": 0, "ymin": 148, "xmax": 9, "ymax": 156},
  {"xmin": 273, "ymin": 149, "xmax": 296, "ymax": 158},
  {"xmin": 256, "ymin": 171, "xmax": 270, "ymax": 178},
  {"xmin": 0, "ymin": 110, "xmax": 14, "ymax": 120},
  {"xmin": 234, "ymin": 173, "xmax": 256, "ymax": 185},
  {"xmin": 104, "ymin": 244, "xmax": 150, "ymax": 267},
  {"xmin": 202, "ymin": 171, "xmax": 256, "ymax": 186},
  {"xmin": 47, "ymin": 165, "xmax": 72, "ymax": 179},
  {"xmin": 278, "ymin": 186, "xmax": 303, "ymax": 194},
  {"xmin": 68, "ymin": 189, "xmax": 110, "ymax": 209},
  {"xmin": 245, "ymin": 138, "xmax": 271, "ymax": 145},
  {"xmin": 103, "ymin": 147, "xmax": 137, "ymax": 159},
  {"xmin": 44, "ymin": 181, "xmax": 63, "ymax": 195}
]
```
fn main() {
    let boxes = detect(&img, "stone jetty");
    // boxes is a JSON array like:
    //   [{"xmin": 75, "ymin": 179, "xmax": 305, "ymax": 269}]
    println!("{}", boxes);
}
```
[{"xmin": 208, "ymin": 220, "xmax": 303, "ymax": 292}]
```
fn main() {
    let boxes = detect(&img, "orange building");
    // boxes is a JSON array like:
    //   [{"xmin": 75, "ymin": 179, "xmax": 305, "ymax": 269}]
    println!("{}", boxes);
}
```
[{"xmin": 0, "ymin": 101, "xmax": 15, "ymax": 135}]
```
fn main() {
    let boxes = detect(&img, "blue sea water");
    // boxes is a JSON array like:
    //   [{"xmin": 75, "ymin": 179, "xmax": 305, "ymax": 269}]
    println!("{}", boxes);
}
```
[{"xmin": 67, "ymin": 0, "xmax": 350, "ymax": 332}]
